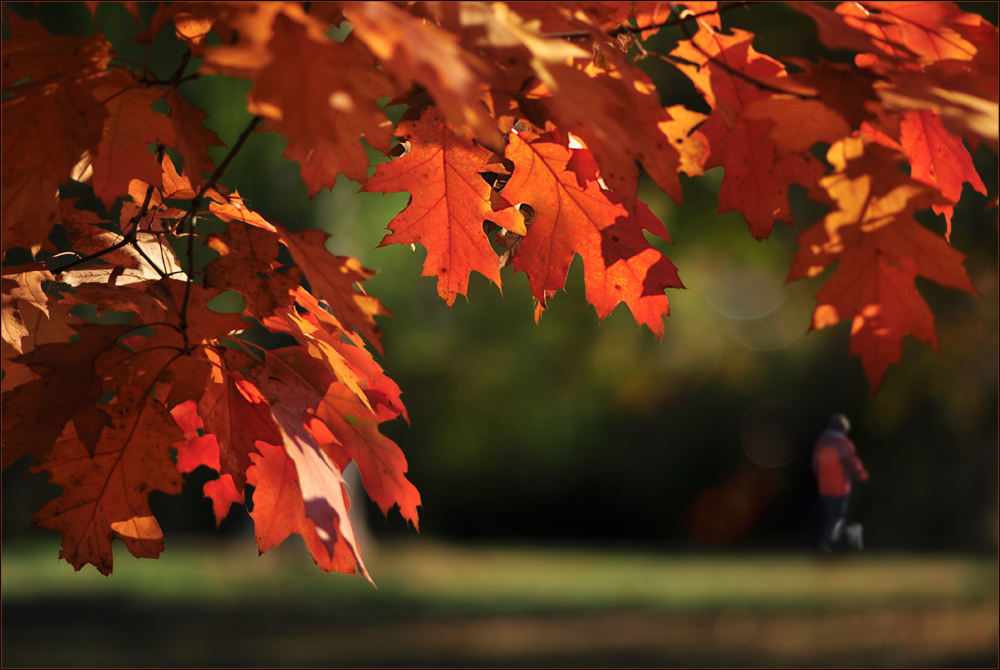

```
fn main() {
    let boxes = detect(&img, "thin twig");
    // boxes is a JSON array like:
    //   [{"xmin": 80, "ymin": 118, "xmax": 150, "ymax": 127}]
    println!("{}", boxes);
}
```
[
  {"xmin": 543, "ymin": 1, "xmax": 756, "ymax": 39},
  {"xmin": 668, "ymin": 2, "xmax": 817, "ymax": 99},
  {"xmin": 177, "ymin": 114, "xmax": 263, "ymax": 352},
  {"xmin": 50, "ymin": 147, "xmax": 163, "ymax": 275}
]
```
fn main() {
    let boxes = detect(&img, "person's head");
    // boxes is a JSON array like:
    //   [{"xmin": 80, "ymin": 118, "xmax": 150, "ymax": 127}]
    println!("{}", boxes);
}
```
[{"xmin": 828, "ymin": 412, "xmax": 850, "ymax": 433}]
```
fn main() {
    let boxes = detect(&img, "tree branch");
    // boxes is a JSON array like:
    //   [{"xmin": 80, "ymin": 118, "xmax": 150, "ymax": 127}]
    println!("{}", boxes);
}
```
[{"xmin": 177, "ymin": 114, "xmax": 263, "ymax": 352}]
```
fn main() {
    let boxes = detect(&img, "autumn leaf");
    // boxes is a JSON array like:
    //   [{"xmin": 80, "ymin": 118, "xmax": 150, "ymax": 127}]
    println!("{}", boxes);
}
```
[
  {"xmin": 1, "ymin": 263, "xmax": 53, "ymax": 353},
  {"xmin": 29, "ymin": 386, "xmax": 184, "ymax": 575},
  {"xmin": 364, "ymin": 107, "xmax": 514, "ymax": 305},
  {"xmin": 1, "ymin": 81, "xmax": 106, "ymax": 258},
  {"xmin": 255, "ymin": 351, "xmax": 372, "ymax": 581},
  {"xmin": 344, "ymin": 0, "xmax": 506, "ymax": 153},
  {"xmin": 165, "ymin": 89, "xmax": 224, "ymax": 184},
  {"xmin": 205, "ymin": 6, "xmax": 396, "ymax": 195},
  {"xmin": 2, "ymin": 323, "xmax": 130, "ymax": 468},
  {"xmin": 247, "ymin": 439, "xmax": 361, "ymax": 576},
  {"xmin": 863, "ymin": 110, "xmax": 987, "ymax": 232},
  {"xmin": 170, "ymin": 399, "xmax": 244, "ymax": 527},
  {"xmin": 85, "ymin": 69, "xmax": 176, "ymax": 209},
  {"xmin": 196, "ymin": 348, "xmax": 280, "ymax": 492},
  {"xmin": 788, "ymin": 137, "xmax": 977, "ymax": 391},
  {"xmin": 278, "ymin": 228, "xmax": 390, "ymax": 353},
  {"xmin": 204, "ymin": 221, "xmax": 301, "ymax": 320},
  {"xmin": 671, "ymin": 26, "xmax": 825, "ymax": 239},
  {"xmin": 503, "ymin": 129, "xmax": 682, "ymax": 337},
  {"xmin": 269, "ymin": 345, "xmax": 419, "ymax": 528}
]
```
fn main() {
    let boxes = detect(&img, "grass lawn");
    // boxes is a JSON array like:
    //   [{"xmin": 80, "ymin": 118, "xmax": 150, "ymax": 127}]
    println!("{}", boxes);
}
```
[{"xmin": 2, "ymin": 536, "xmax": 997, "ymax": 666}]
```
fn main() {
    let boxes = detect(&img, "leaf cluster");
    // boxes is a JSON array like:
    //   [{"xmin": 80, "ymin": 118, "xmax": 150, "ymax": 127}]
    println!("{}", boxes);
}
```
[{"xmin": 1, "ymin": 1, "xmax": 995, "ymax": 577}]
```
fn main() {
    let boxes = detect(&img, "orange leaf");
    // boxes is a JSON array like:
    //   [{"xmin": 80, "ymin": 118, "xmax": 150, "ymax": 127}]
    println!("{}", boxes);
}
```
[
  {"xmin": 363, "ymin": 107, "xmax": 509, "ymax": 305},
  {"xmin": 171, "ymin": 399, "xmax": 244, "ymax": 527},
  {"xmin": 247, "ymin": 440, "xmax": 360, "ymax": 576},
  {"xmin": 1, "ymin": 83, "xmax": 106, "ymax": 258},
  {"xmin": 344, "ymin": 1, "xmax": 505, "ymax": 153},
  {"xmin": 272, "ymin": 346, "xmax": 419, "ymax": 528},
  {"xmin": 29, "ymin": 386, "xmax": 184, "ymax": 575},
  {"xmin": 1, "ymin": 263, "xmax": 53, "ymax": 353},
  {"xmin": 865, "ymin": 110, "xmax": 987, "ymax": 233},
  {"xmin": 165, "ymin": 89, "xmax": 224, "ymax": 183},
  {"xmin": 672, "ymin": 27, "xmax": 825, "ymax": 238},
  {"xmin": 245, "ymin": 14, "xmax": 396, "ymax": 195},
  {"xmin": 197, "ymin": 348, "xmax": 280, "ymax": 492},
  {"xmin": 788, "ymin": 137, "xmax": 977, "ymax": 392},
  {"xmin": 86, "ymin": 70, "xmax": 176, "ymax": 209},
  {"xmin": 278, "ymin": 228, "xmax": 390, "ymax": 353},
  {"xmin": 503, "ymin": 129, "xmax": 682, "ymax": 337},
  {"xmin": 254, "ymin": 353, "xmax": 371, "ymax": 581}
]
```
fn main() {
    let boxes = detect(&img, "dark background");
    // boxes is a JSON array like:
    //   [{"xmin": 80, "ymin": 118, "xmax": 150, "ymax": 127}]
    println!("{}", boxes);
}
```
[{"xmin": 3, "ymin": 1, "xmax": 997, "ymax": 556}]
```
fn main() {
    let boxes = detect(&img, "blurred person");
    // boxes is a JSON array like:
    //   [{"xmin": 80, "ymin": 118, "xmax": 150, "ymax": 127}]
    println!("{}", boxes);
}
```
[{"xmin": 813, "ymin": 413, "xmax": 869, "ymax": 552}]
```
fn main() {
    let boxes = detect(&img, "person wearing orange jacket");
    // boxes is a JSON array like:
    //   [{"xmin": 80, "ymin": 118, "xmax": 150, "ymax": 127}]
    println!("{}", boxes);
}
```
[{"xmin": 813, "ymin": 413, "xmax": 869, "ymax": 552}]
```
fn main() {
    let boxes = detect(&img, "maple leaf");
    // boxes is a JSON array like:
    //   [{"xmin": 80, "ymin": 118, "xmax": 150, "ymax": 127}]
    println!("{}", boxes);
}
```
[
  {"xmin": 364, "ymin": 107, "xmax": 518, "ymax": 304},
  {"xmin": 29, "ymin": 385, "xmax": 184, "ymax": 575},
  {"xmin": 788, "ymin": 137, "xmax": 977, "ymax": 392},
  {"xmin": 503, "ymin": 129, "xmax": 682, "ymax": 337}
]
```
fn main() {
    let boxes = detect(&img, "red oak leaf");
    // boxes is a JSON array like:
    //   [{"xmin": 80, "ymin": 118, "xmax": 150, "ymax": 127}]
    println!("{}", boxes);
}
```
[
  {"xmin": 364, "ymin": 107, "xmax": 515, "ymax": 304},
  {"xmin": 1, "ymin": 263, "xmax": 53, "ymax": 352},
  {"xmin": 247, "ymin": 440, "xmax": 360, "ymax": 576},
  {"xmin": 86, "ymin": 70, "xmax": 176, "ymax": 209},
  {"xmin": 344, "ymin": 0, "xmax": 506, "ymax": 153},
  {"xmin": 165, "ymin": 89, "xmax": 223, "ymax": 184},
  {"xmin": 1, "ymin": 323, "xmax": 130, "ymax": 468},
  {"xmin": 503, "ymin": 129, "xmax": 682, "ymax": 337},
  {"xmin": 788, "ymin": 137, "xmax": 977, "ymax": 392},
  {"xmin": 271, "ymin": 346, "xmax": 419, "ymax": 528},
  {"xmin": 29, "ymin": 386, "xmax": 184, "ymax": 575},
  {"xmin": 672, "ymin": 27, "xmax": 826, "ymax": 239},
  {"xmin": 278, "ymin": 227, "xmax": 391, "ymax": 353},
  {"xmin": 1, "ymin": 82, "xmax": 106, "ymax": 258},
  {"xmin": 203, "ymin": 222, "xmax": 301, "ymax": 320},
  {"xmin": 863, "ymin": 110, "xmax": 987, "ymax": 233},
  {"xmin": 254, "ymin": 352, "xmax": 371, "ymax": 581},
  {"xmin": 196, "ymin": 347, "xmax": 280, "ymax": 492},
  {"xmin": 170, "ymin": 399, "xmax": 244, "ymax": 527}
]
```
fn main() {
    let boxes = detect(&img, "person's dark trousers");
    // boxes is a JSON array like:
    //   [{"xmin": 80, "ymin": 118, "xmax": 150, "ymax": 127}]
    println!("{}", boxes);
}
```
[{"xmin": 818, "ymin": 495, "xmax": 849, "ymax": 552}]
